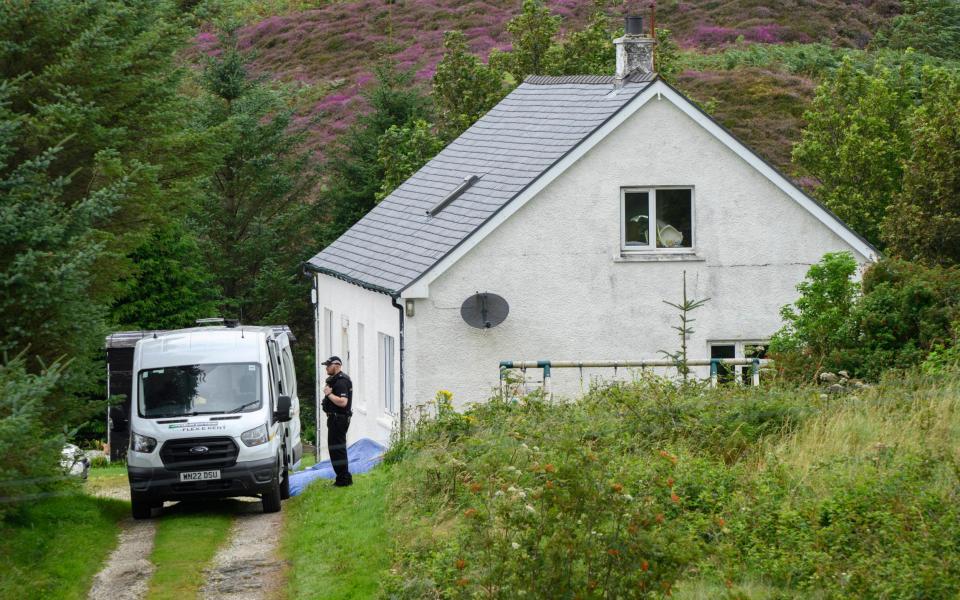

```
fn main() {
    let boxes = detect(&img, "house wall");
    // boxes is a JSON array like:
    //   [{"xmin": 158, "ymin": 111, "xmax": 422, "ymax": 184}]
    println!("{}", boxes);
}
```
[
  {"xmin": 314, "ymin": 273, "xmax": 400, "ymax": 451},
  {"xmin": 403, "ymin": 95, "xmax": 871, "ymax": 410}
]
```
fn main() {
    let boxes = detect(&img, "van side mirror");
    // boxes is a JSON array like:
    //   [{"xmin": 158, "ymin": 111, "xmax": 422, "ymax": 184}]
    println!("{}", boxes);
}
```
[
  {"xmin": 274, "ymin": 395, "xmax": 292, "ymax": 422},
  {"xmin": 109, "ymin": 405, "xmax": 127, "ymax": 428}
]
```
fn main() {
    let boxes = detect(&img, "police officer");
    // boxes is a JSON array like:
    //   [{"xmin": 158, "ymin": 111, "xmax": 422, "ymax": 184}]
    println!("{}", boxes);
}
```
[{"xmin": 322, "ymin": 356, "xmax": 353, "ymax": 487}]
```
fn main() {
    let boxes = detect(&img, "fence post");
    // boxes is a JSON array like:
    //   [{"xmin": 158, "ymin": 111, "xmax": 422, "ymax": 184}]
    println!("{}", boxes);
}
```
[
  {"xmin": 710, "ymin": 359, "xmax": 719, "ymax": 388},
  {"xmin": 752, "ymin": 358, "xmax": 760, "ymax": 387}
]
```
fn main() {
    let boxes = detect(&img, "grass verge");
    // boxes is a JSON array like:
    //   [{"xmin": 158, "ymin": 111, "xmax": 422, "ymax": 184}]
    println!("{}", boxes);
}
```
[
  {"xmin": 85, "ymin": 462, "xmax": 129, "ymax": 497},
  {"xmin": 281, "ymin": 467, "xmax": 392, "ymax": 599},
  {"xmin": 146, "ymin": 503, "xmax": 234, "ymax": 600},
  {"xmin": 0, "ymin": 494, "xmax": 127, "ymax": 599}
]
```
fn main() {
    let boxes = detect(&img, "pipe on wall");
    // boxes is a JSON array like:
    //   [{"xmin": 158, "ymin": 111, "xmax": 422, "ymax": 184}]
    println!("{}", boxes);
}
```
[{"xmin": 391, "ymin": 296, "xmax": 406, "ymax": 441}]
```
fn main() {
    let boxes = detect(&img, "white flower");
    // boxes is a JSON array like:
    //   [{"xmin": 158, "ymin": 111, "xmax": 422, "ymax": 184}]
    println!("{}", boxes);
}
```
[
  {"xmin": 525, "ymin": 504, "xmax": 536, "ymax": 514},
  {"xmin": 512, "ymin": 542, "xmax": 521, "ymax": 550},
  {"xmin": 623, "ymin": 494, "xmax": 634, "ymax": 502},
  {"xmin": 494, "ymin": 490, "xmax": 505, "ymax": 498},
  {"xmin": 516, "ymin": 490, "xmax": 527, "ymax": 499},
  {"xmin": 520, "ymin": 443, "xmax": 529, "ymax": 450}
]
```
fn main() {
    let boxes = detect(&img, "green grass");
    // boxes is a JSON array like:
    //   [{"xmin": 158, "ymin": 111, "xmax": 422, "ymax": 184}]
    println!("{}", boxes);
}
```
[
  {"xmin": 0, "ymin": 494, "xmax": 127, "ymax": 600},
  {"xmin": 282, "ymin": 468, "xmax": 392, "ymax": 599},
  {"xmin": 85, "ymin": 461, "xmax": 129, "ymax": 496},
  {"xmin": 146, "ymin": 503, "xmax": 235, "ymax": 600}
]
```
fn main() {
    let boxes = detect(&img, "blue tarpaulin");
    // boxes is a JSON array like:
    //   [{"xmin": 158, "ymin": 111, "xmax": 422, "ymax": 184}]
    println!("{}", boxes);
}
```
[{"xmin": 289, "ymin": 438, "xmax": 386, "ymax": 496}]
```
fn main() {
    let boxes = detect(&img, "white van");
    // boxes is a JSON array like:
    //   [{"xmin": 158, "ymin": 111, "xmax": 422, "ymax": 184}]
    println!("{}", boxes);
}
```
[{"xmin": 123, "ymin": 323, "xmax": 302, "ymax": 519}]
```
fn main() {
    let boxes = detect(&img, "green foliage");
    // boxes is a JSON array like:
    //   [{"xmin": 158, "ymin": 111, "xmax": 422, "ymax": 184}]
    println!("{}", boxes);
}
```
[
  {"xmin": 874, "ymin": 0, "xmax": 960, "ymax": 60},
  {"xmin": 112, "ymin": 221, "xmax": 221, "ymax": 330},
  {"xmin": 195, "ymin": 28, "xmax": 316, "ymax": 327},
  {"xmin": 791, "ymin": 57, "xmax": 917, "ymax": 247},
  {"xmin": 653, "ymin": 28, "xmax": 682, "ymax": 84},
  {"xmin": 0, "ymin": 355, "xmax": 70, "ymax": 519},
  {"xmin": 772, "ymin": 254, "xmax": 960, "ymax": 380},
  {"xmin": 432, "ymin": 31, "xmax": 508, "ymax": 141},
  {"xmin": 545, "ymin": 8, "xmax": 614, "ymax": 77},
  {"xmin": 660, "ymin": 271, "xmax": 710, "ymax": 380},
  {"xmin": 0, "ymin": 82, "xmax": 119, "ymax": 407},
  {"xmin": 488, "ymin": 0, "xmax": 561, "ymax": 82},
  {"xmin": 0, "ymin": 494, "xmax": 126, "ymax": 597},
  {"xmin": 770, "ymin": 252, "xmax": 860, "ymax": 378},
  {"xmin": 376, "ymin": 120, "xmax": 445, "ymax": 201},
  {"xmin": 383, "ymin": 374, "xmax": 960, "ymax": 598},
  {"xmin": 320, "ymin": 61, "xmax": 432, "ymax": 245},
  {"xmin": 881, "ymin": 69, "xmax": 960, "ymax": 265}
]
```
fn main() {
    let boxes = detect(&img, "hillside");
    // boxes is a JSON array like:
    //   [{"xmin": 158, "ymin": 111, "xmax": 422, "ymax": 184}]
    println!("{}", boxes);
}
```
[{"xmin": 220, "ymin": 0, "xmax": 903, "ymax": 171}]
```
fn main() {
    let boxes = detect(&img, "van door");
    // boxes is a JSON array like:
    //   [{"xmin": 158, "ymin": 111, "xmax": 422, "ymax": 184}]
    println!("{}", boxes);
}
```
[{"xmin": 279, "ymin": 337, "xmax": 302, "ymax": 467}]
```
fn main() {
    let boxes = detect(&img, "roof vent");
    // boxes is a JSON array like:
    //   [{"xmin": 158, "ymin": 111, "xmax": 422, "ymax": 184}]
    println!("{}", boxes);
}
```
[{"xmin": 427, "ymin": 175, "xmax": 480, "ymax": 216}]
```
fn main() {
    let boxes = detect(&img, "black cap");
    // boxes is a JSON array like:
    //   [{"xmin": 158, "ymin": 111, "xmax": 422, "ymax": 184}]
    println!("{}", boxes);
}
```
[{"xmin": 321, "ymin": 356, "xmax": 342, "ymax": 366}]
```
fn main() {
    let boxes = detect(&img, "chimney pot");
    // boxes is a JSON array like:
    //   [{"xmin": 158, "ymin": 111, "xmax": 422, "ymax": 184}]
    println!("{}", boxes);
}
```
[{"xmin": 624, "ymin": 15, "xmax": 644, "ymax": 35}]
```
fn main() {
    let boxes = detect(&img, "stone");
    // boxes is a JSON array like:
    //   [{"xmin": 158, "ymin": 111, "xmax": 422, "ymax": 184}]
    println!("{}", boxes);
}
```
[
  {"xmin": 827, "ymin": 383, "xmax": 845, "ymax": 394},
  {"xmin": 838, "ymin": 370, "xmax": 850, "ymax": 379},
  {"xmin": 819, "ymin": 372, "xmax": 839, "ymax": 384}
]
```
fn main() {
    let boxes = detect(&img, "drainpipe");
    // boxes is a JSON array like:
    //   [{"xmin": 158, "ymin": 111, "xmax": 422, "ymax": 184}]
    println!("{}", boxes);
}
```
[
  {"xmin": 311, "ymin": 272, "xmax": 322, "ymax": 462},
  {"xmin": 391, "ymin": 295, "xmax": 405, "ymax": 441}
]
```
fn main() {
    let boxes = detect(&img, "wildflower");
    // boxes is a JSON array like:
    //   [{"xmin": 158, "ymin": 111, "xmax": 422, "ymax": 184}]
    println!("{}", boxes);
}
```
[
  {"xmin": 725, "ymin": 579, "xmax": 733, "ymax": 589},
  {"xmin": 464, "ymin": 508, "xmax": 478, "ymax": 518},
  {"xmin": 456, "ymin": 577, "xmax": 470, "ymax": 587},
  {"xmin": 655, "ymin": 513, "xmax": 665, "ymax": 524},
  {"xmin": 666, "ymin": 477, "xmax": 674, "ymax": 488},
  {"xmin": 545, "ymin": 480, "xmax": 554, "ymax": 489},
  {"xmin": 544, "ymin": 463, "xmax": 556, "ymax": 473},
  {"xmin": 670, "ymin": 492, "xmax": 680, "ymax": 503},
  {"xmin": 623, "ymin": 494, "xmax": 634, "ymax": 502},
  {"xmin": 455, "ymin": 559, "xmax": 467, "ymax": 570},
  {"xmin": 516, "ymin": 489, "xmax": 527, "ymax": 499},
  {"xmin": 512, "ymin": 542, "xmax": 521, "ymax": 550},
  {"xmin": 525, "ymin": 504, "xmax": 536, "ymax": 514},
  {"xmin": 607, "ymin": 548, "xmax": 620, "ymax": 557},
  {"xmin": 494, "ymin": 490, "xmax": 505, "ymax": 498},
  {"xmin": 611, "ymin": 483, "xmax": 624, "ymax": 493},
  {"xmin": 716, "ymin": 517, "xmax": 725, "ymax": 527},
  {"xmin": 641, "ymin": 560, "xmax": 649, "ymax": 572},
  {"xmin": 469, "ymin": 483, "xmax": 482, "ymax": 494},
  {"xmin": 520, "ymin": 443, "xmax": 530, "ymax": 450},
  {"xmin": 658, "ymin": 450, "xmax": 677, "ymax": 464}
]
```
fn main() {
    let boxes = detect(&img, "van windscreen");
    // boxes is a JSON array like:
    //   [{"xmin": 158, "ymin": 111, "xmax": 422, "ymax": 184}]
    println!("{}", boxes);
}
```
[{"xmin": 138, "ymin": 363, "xmax": 262, "ymax": 418}]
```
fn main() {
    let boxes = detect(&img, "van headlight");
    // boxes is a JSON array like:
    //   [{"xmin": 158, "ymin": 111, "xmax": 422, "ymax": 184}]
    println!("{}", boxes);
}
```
[
  {"xmin": 130, "ymin": 432, "xmax": 157, "ymax": 453},
  {"xmin": 241, "ymin": 424, "xmax": 269, "ymax": 447}
]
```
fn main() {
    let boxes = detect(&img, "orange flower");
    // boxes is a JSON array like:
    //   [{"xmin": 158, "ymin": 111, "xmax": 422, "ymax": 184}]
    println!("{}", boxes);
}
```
[
  {"xmin": 725, "ymin": 579, "xmax": 734, "ymax": 589},
  {"xmin": 658, "ymin": 450, "xmax": 678, "ymax": 464},
  {"xmin": 455, "ymin": 558, "xmax": 467, "ymax": 570},
  {"xmin": 670, "ymin": 492, "xmax": 680, "ymax": 503},
  {"xmin": 469, "ymin": 483, "xmax": 482, "ymax": 494},
  {"xmin": 587, "ymin": 453, "xmax": 598, "ymax": 462},
  {"xmin": 666, "ymin": 477, "xmax": 674, "ymax": 488},
  {"xmin": 655, "ymin": 513, "xmax": 665, "ymax": 524},
  {"xmin": 546, "ymin": 480, "xmax": 554, "ymax": 489},
  {"xmin": 641, "ymin": 560, "xmax": 649, "ymax": 572},
  {"xmin": 456, "ymin": 577, "xmax": 470, "ymax": 587},
  {"xmin": 612, "ymin": 483, "xmax": 624, "ymax": 493},
  {"xmin": 464, "ymin": 508, "xmax": 478, "ymax": 518},
  {"xmin": 544, "ymin": 463, "xmax": 556, "ymax": 473},
  {"xmin": 716, "ymin": 517, "xmax": 726, "ymax": 527}
]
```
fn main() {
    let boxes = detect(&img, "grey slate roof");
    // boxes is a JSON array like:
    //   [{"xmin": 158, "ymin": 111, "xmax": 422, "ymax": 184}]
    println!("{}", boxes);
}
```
[{"xmin": 308, "ymin": 73, "xmax": 657, "ymax": 294}]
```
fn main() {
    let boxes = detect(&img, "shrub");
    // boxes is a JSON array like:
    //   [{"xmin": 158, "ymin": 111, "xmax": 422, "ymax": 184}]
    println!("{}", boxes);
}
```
[{"xmin": 0, "ymin": 355, "xmax": 71, "ymax": 520}]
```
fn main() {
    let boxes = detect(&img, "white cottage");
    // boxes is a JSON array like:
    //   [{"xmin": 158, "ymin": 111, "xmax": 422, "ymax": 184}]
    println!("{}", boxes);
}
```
[{"xmin": 306, "ymin": 18, "xmax": 877, "ymax": 448}]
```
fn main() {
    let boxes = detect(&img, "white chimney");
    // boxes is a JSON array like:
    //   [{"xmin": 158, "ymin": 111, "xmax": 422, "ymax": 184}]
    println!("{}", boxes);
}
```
[{"xmin": 614, "ymin": 15, "xmax": 655, "ymax": 84}]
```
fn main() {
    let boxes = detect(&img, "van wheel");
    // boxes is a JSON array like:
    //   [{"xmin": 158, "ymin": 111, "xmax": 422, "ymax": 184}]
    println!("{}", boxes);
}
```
[
  {"xmin": 262, "ymin": 466, "xmax": 282, "ymax": 514},
  {"xmin": 280, "ymin": 453, "xmax": 291, "ymax": 500},
  {"xmin": 131, "ymin": 493, "xmax": 154, "ymax": 520}
]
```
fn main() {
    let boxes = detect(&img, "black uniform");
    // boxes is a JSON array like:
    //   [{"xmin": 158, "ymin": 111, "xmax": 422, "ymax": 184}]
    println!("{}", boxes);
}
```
[{"xmin": 323, "ymin": 371, "xmax": 353, "ymax": 486}]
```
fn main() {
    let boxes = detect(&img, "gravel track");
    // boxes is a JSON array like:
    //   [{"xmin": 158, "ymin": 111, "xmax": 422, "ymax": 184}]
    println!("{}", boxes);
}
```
[
  {"xmin": 87, "ymin": 518, "xmax": 157, "ymax": 600},
  {"xmin": 201, "ymin": 499, "xmax": 287, "ymax": 600}
]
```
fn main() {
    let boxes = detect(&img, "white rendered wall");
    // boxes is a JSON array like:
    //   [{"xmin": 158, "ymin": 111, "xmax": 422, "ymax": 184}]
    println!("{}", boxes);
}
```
[
  {"xmin": 314, "ymin": 273, "xmax": 400, "ymax": 451},
  {"xmin": 403, "ymin": 96, "xmax": 871, "ymax": 410}
]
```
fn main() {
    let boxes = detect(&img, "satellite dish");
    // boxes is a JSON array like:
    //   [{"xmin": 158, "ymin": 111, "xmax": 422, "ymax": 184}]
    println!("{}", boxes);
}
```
[{"xmin": 460, "ymin": 292, "xmax": 509, "ymax": 329}]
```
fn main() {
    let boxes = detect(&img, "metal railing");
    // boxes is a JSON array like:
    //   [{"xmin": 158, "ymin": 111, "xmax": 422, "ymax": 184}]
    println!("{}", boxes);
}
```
[{"xmin": 499, "ymin": 358, "xmax": 773, "ymax": 399}]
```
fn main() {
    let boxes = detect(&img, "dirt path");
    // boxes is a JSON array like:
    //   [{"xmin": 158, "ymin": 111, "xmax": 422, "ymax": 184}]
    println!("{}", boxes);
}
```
[
  {"xmin": 88, "ymin": 518, "xmax": 157, "ymax": 600},
  {"xmin": 200, "ymin": 499, "xmax": 287, "ymax": 600}
]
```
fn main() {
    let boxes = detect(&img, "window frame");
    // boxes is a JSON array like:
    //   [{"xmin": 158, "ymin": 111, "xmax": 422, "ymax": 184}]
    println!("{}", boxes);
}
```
[
  {"xmin": 356, "ymin": 322, "xmax": 366, "ymax": 411},
  {"xmin": 620, "ymin": 186, "xmax": 696, "ymax": 254},
  {"xmin": 708, "ymin": 340, "xmax": 769, "ymax": 384},
  {"xmin": 378, "ymin": 333, "xmax": 396, "ymax": 416}
]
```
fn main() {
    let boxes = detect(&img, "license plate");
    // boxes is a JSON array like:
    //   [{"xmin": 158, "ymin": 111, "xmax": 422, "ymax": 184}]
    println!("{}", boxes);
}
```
[{"xmin": 179, "ymin": 470, "xmax": 220, "ymax": 482}]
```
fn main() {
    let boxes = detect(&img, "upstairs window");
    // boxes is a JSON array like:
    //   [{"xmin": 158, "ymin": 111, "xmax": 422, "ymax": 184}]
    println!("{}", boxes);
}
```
[{"xmin": 622, "ymin": 188, "xmax": 694, "ymax": 251}]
